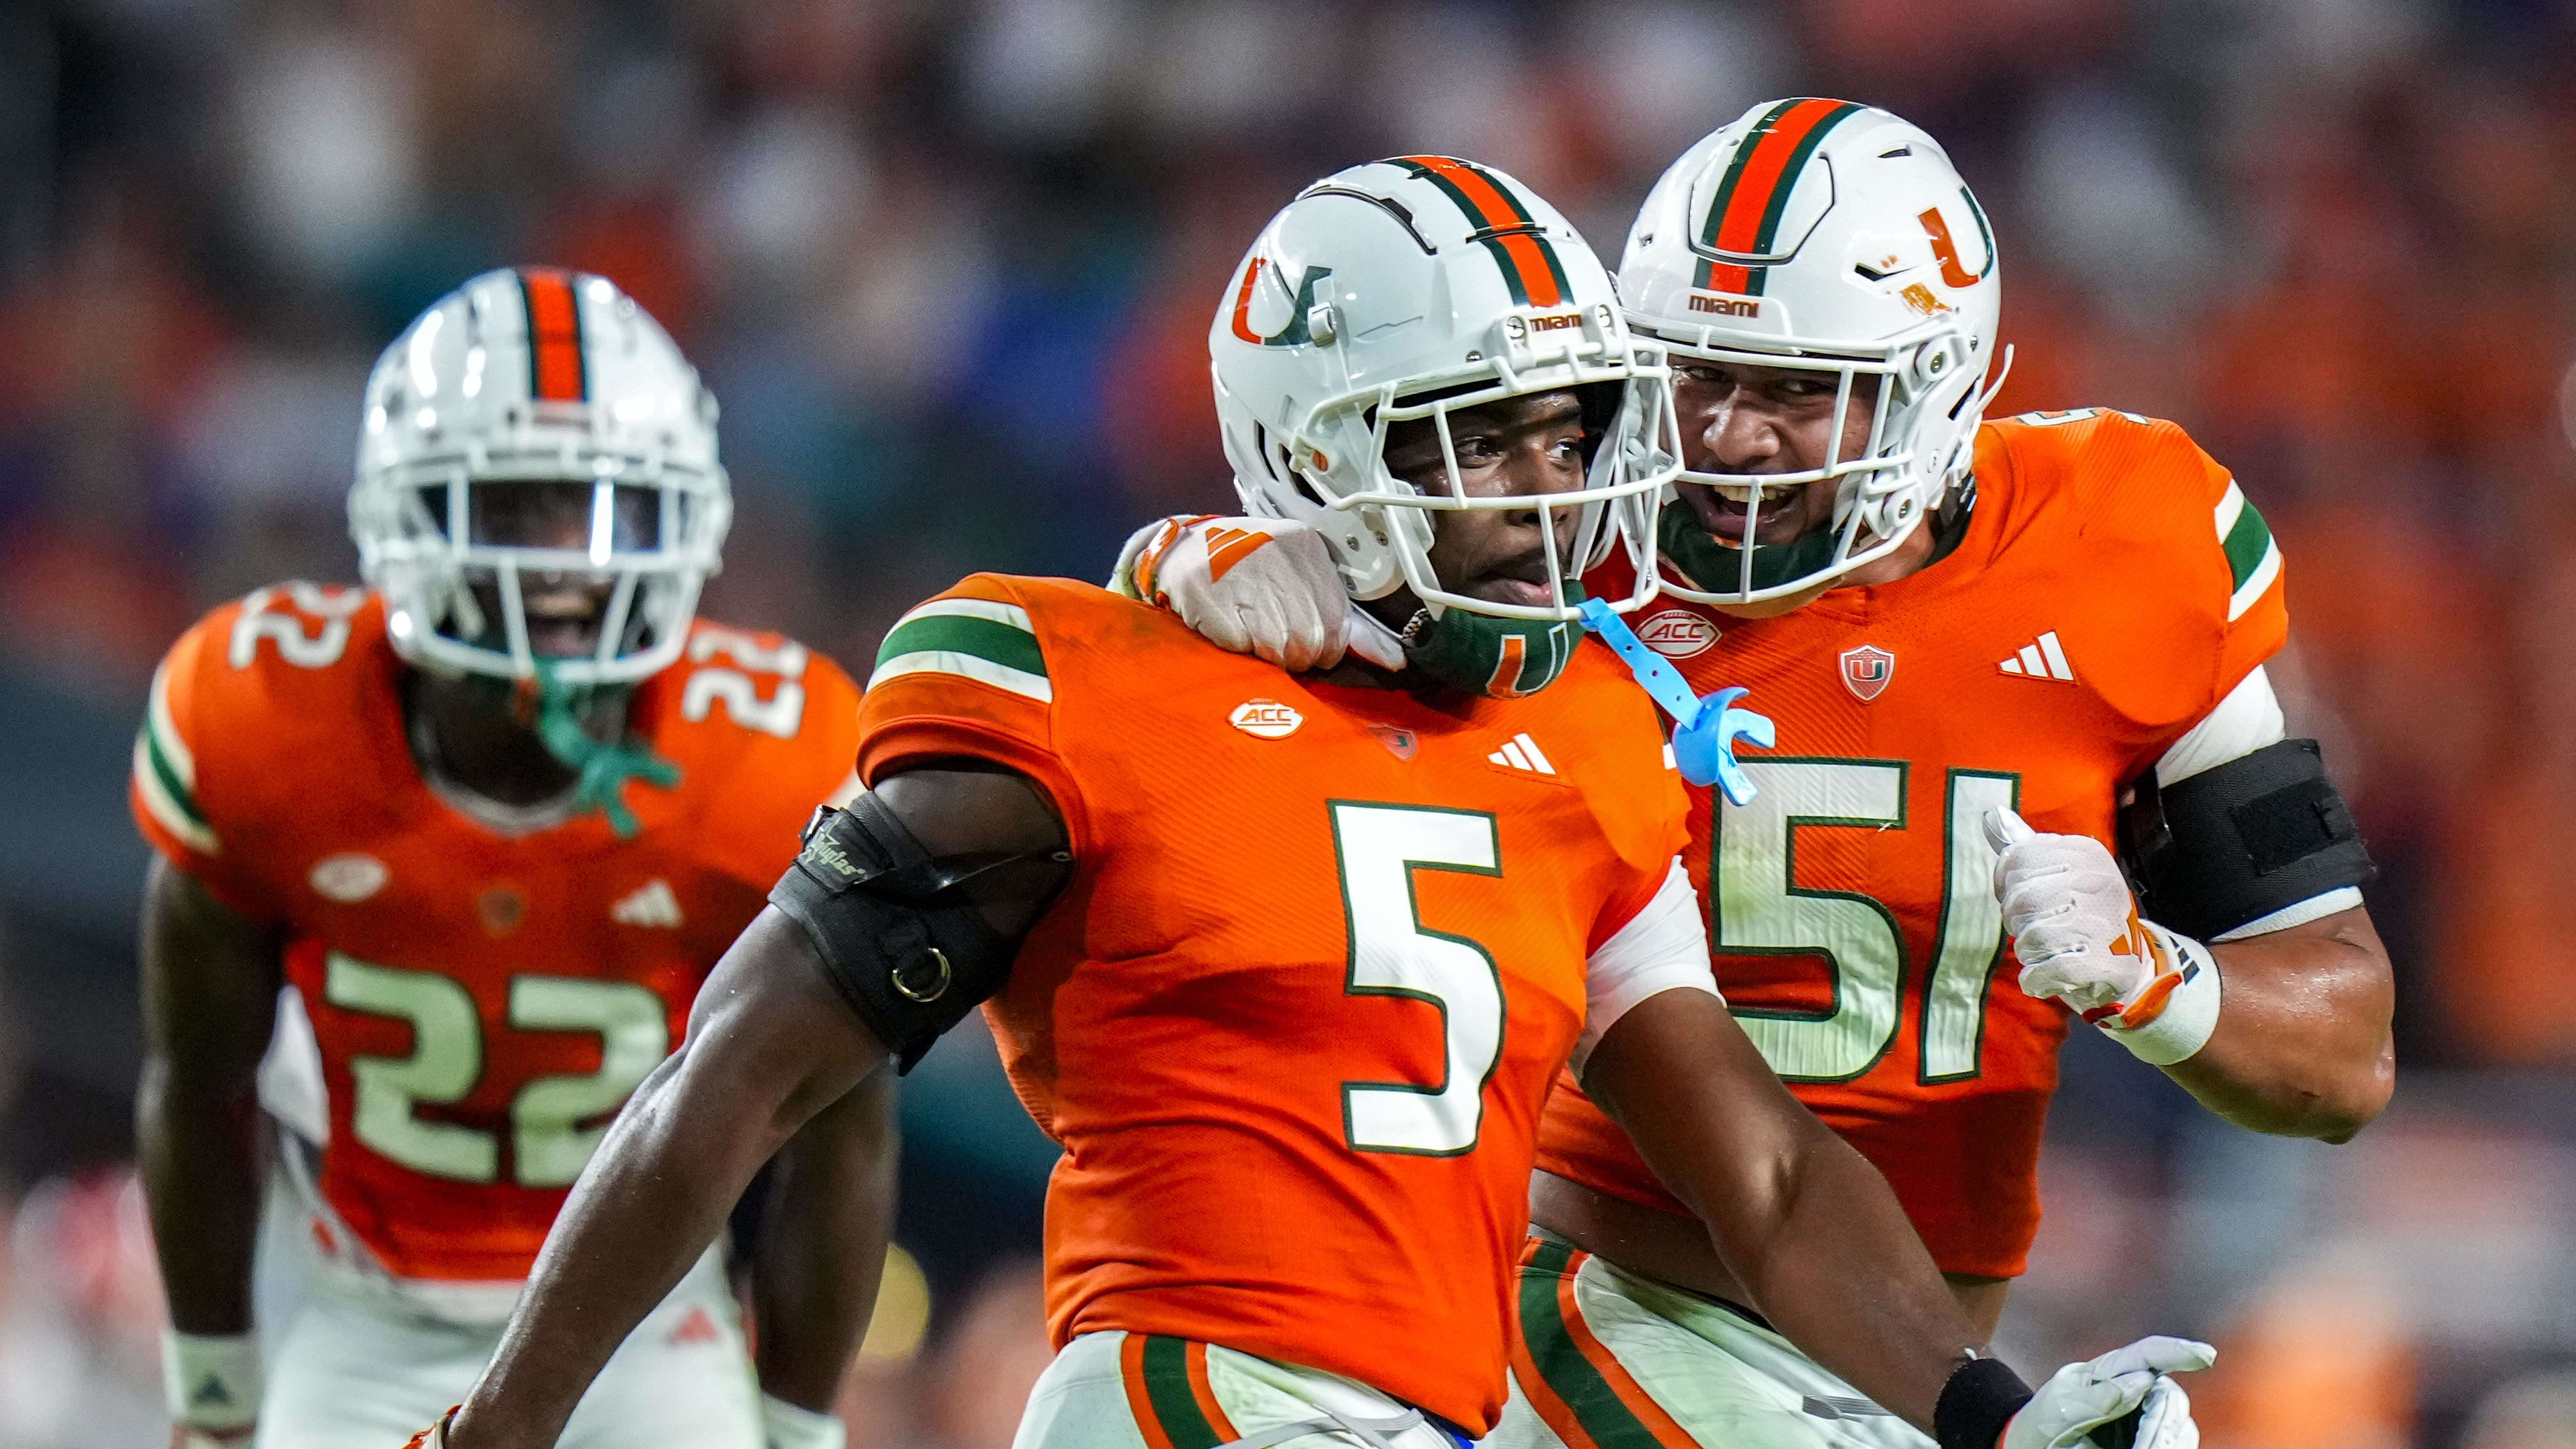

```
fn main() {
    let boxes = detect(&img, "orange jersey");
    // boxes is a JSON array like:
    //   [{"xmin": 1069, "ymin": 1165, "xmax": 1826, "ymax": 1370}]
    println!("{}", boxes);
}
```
[
  {"xmin": 1539, "ymin": 408, "xmax": 2290, "ymax": 1278},
  {"xmin": 131, "ymin": 584, "xmax": 861, "ymax": 1282},
  {"xmin": 854, "ymin": 576, "xmax": 1684, "ymax": 1434}
]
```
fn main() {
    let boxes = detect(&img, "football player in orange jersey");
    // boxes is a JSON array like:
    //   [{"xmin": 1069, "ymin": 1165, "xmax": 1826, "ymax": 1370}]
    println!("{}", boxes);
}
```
[
  {"xmin": 132, "ymin": 269, "xmax": 890, "ymax": 1449},
  {"xmin": 1127, "ymin": 103, "xmax": 2391, "ymax": 1449},
  {"xmin": 422, "ymin": 162, "xmax": 2209, "ymax": 1449}
]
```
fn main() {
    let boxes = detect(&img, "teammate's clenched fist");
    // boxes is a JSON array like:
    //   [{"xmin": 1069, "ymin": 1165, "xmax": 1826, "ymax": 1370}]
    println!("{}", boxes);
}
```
[{"xmin": 1985, "ymin": 809, "xmax": 2221, "ymax": 1065}]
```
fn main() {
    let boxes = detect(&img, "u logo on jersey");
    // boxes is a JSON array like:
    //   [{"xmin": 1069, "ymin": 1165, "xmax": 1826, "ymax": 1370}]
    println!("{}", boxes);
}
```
[{"xmin": 1840, "ymin": 645, "xmax": 1895, "ymax": 702}]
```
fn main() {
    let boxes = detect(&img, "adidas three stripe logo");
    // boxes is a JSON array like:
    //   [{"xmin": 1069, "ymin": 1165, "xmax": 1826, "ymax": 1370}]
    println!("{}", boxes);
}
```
[
  {"xmin": 1488, "ymin": 732, "xmax": 1557, "ymax": 776},
  {"xmin": 611, "ymin": 878, "xmax": 685, "ymax": 928},
  {"xmin": 1997, "ymin": 631, "xmax": 2075, "ymax": 682}
]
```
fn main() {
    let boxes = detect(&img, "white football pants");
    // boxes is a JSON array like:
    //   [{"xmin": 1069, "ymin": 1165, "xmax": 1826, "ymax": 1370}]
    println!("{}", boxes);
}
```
[
  {"xmin": 254, "ymin": 1229, "xmax": 761, "ymax": 1448},
  {"xmin": 1491, "ymin": 1235, "xmax": 1933, "ymax": 1449},
  {"xmin": 1012, "ymin": 1331, "xmax": 1474, "ymax": 1449}
]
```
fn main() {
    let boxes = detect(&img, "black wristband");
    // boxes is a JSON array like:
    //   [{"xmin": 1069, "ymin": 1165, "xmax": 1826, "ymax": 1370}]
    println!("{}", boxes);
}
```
[{"xmin": 1935, "ymin": 1356, "xmax": 2033, "ymax": 1449}]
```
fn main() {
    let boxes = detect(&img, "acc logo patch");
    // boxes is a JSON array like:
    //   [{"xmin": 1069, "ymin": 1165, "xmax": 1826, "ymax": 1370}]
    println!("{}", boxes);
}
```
[
  {"xmin": 308, "ymin": 852, "xmax": 388, "ymax": 903},
  {"xmin": 1636, "ymin": 610, "xmax": 1721, "ymax": 660},
  {"xmin": 1840, "ymin": 645, "xmax": 1895, "ymax": 702},
  {"xmin": 1230, "ymin": 699, "xmax": 1304, "ymax": 739}
]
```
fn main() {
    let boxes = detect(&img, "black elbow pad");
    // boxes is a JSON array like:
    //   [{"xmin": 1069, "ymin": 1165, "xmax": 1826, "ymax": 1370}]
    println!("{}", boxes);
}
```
[
  {"xmin": 767, "ymin": 793, "xmax": 1026, "ymax": 1073},
  {"xmin": 2118, "ymin": 738, "xmax": 2375, "ymax": 941}
]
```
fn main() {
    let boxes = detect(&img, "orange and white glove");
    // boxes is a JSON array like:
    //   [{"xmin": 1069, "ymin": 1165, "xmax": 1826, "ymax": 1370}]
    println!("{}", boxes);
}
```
[
  {"xmin": 163, "ymin": 1331, "xmax": 259, "ymax": 1447},
  {"xmin": 2007, "ymin": 1338, "xmax": 2214, "ymax": 1449},
  {"xmin": 1110, "ymin": 514, "xmax": 1402, "ymax": 671},
  {"xmin": 1984, "ymin": 809, "xmax": 2221, "ymax": 1066}
]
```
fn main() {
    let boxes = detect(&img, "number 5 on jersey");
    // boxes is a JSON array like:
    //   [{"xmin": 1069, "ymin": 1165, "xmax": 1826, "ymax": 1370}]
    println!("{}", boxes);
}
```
[{"xmin": 1330, "ymin": 802, "xmax": 1507, "ymax": 1157}]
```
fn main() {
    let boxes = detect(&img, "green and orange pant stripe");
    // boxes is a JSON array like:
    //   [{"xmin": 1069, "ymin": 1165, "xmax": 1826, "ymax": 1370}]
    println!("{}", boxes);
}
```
[
  {"xmin": 1512, "ymin": 1238, "xmax": 1700, "ymax": 1449},
  {"xmin": 1120, "ymin": 1335, "xmax": 1244, "ymax": 1449},
  {"xmin": 1696, "ymin": 98, "xmax": 1867, "ymax": 295}
]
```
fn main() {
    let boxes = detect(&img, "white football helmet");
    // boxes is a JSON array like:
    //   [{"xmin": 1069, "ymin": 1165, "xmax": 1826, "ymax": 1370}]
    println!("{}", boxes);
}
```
[
  {"xmin": 1621, "ymin": 100, "xmax": 2007, "ymax": 604},
  {"xmin": 349, "ymin": 268, "xmax": 731, "ymax": 684},
  {"xmin": 1210, "ymin": 156, "xmax": 1682, "ymax": 630}
]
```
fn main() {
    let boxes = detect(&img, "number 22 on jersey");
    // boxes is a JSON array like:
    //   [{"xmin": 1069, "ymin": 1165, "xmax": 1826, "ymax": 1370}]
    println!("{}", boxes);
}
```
[
  {"xmin": 324, "ymin": 953, "xmax": 669, "ymax": 1188},
  {"xmin": 1714, "ymin": 759, "xmax": 2016, "ymax": 1084}
]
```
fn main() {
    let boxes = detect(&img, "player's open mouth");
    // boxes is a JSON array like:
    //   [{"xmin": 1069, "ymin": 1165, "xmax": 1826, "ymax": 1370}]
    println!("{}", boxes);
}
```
[
  {"xmin": 522, "ymin": 583, "xmax": 612, "ymax": 657},
  {"xmin": 1679, "ymin": 480, "xmax": 1807, "ymax": 548}
]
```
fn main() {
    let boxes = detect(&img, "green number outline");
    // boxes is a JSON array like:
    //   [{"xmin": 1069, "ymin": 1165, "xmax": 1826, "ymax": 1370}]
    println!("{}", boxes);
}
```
[
  {"xmin": 1327, "ymin": 799, "xmax": 1507, "ymax": 1158},
  {"xmin": 1713, "ymin": 756, "xmax": 1911, "ymax": 1085},
  {"xmin": 1918, "ymin": 769, "xmax": 2020, "ymax": 1085}
]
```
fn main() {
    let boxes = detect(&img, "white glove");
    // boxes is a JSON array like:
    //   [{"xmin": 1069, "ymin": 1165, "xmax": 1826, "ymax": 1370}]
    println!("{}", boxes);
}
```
[
  {"xmin": 761, "ymin": 1390, "xmax": 848, "ymax": 1449},
  {"xmin": 163, "ymin": 1330, "xmax": 259, "ymax": 1447},
  {"xmin": 1111, "ymin": 514, "xmax": 1400, "ymax": 671},
  {"xmin": 2006, "ymin": 1337, "xmax": 2214, "ymax": 1449},
  {"xmin": 1983, "ymin": 809, "xmax": 2222, "ymax": 1064},
  {"xmin": 1983, "ymin": 809, "xmax": 2152, "ymax": 1013}
]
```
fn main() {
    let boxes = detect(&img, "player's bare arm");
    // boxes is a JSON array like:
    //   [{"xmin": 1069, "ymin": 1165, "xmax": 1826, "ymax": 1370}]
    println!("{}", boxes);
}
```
[
  {"xmin": 1581, "ymin": 986, "xmax": 1979, "ymax": 1429},
  {"xmin": 747, "ymin": 1066, "xmax": 900, "ymax": 1421},
  {"xmin": 2163, "ymin": 905, "xmax": 2393, "ymax": 1138},
  {"xmin": 1583, "ymin": 986, "xmax": 2213, "ymax": 1448},
  {"xmin": 1991, "ymin": 703, "xmax": 2390, "ymax": 1144},
  {"xmin": 137, "ymin": 855, "xmax": 285, "ymax": 1442},
  {"xmin": 448, "ymin": 767, "xmax": 1069, "ymax": 1449},
  {"xmin": 449, "ymin": 910, "xmax": 875, "ymax": 1449}
]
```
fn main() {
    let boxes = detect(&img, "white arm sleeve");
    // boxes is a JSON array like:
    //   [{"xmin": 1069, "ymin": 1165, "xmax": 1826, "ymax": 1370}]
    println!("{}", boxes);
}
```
[
  {"xmin": 2151, "ymin": 665, "xmax": 2364, "ymax": 939},
  {"xmin": 2154, "ymin": 665, "xmax": 2285, "ymax": 786},
  {"xmin": 1574, "ymin": 861, "xmax": 1721, "ymax": 1073}
]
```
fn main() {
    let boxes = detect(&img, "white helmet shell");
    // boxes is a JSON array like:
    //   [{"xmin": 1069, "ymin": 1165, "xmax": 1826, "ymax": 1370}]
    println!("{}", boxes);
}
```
[
  {"xmin": 349, "ymin": 268, "xmax": 731, "ymax": 684},
  {"xmin": 1210, "ymin": 156, "xmax": 1682, "ymax": 623},
  {"xmin": 1622, "ymin": 100, "xmax": 2006, "ymax": 603}
]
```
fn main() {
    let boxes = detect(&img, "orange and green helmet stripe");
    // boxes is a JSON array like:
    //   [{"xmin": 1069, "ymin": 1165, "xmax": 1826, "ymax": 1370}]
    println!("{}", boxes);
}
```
[
  {"xmin": 1118, "ymin": 1335, "xmax": 1241, "ymax": 1449},
  {"xmin": 1695, "ymin": 98, "xmax": 1869, "ymax": 296},
  {"xmin": 517, "ymin": 267, "xmax": 589, "ymax": 402},
  {"xmin": 1387, "ymin": 155, "xmax": 1573, "ymax": 309}
]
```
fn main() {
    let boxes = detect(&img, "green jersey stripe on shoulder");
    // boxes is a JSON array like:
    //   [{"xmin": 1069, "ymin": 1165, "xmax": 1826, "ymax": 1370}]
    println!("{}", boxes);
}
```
[
  {"xmin": 137, "ymin": 653, "xmax": 213, "ymax": 841},
  {"xmin": 889, "ymin": 596, "xmax": 1035, "ymax": 633},
  {"xmin": 133, "ymin": 732, "xmax": 217, "ymax": 853},
  {"xmin": 2214, "ymin": 480, "xmax": 2281, "ymax": 621},
  {"xmin": 876, "ymin": 611, "xmax": 1046, "ymax": 680},
  {"xmin": 147, "ymin": 658, "xmax": 197, "ymax": 786},
  {"xmin": 870, "ymin": 649, "xmax": 1053, "ymax": 703}
]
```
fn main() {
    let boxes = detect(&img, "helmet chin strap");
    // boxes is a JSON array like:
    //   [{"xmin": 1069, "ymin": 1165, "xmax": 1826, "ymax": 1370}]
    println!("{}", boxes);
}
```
[
  {"xmin": 1394, "ymin": 581, "xmax": 1588, "ymax": 699},
  {"xmin": 523, "ymin": 661, "xmax": 681, "ymax": 838},
  {"xmin": 1659, "ymin": 501, "xmax": 1848, "ymax": 595}
]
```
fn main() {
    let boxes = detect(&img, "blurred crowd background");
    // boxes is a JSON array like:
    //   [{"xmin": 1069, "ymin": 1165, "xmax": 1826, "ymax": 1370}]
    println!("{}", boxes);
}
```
[{"xmin": 1, "ymin": 0, "xmax": 2573, "ymax": 1445}]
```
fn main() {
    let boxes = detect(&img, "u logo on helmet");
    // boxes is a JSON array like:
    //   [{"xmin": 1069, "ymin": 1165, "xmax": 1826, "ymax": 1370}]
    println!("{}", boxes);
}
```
[
  {"xmin": 1917, "ymin": 189, "xmax": 1998, "ymax": 288},
  {"xmin": 1229, "ymin": 258, "xmax": 1336, "ymax": 348}
]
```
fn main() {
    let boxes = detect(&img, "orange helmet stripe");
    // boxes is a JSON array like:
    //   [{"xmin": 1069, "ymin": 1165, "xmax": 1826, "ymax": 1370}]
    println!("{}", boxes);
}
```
[
  {"xmin": 519, "ymin": 268, "xmax": 588, "ymax": 401},
  {"xmin": 1696, "ymin": 98, "xmax": 1866, "ymax": 296},
  {"xmin": 1389, "ymin": 156, "xmax": 1572, "ymax": 309}
]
